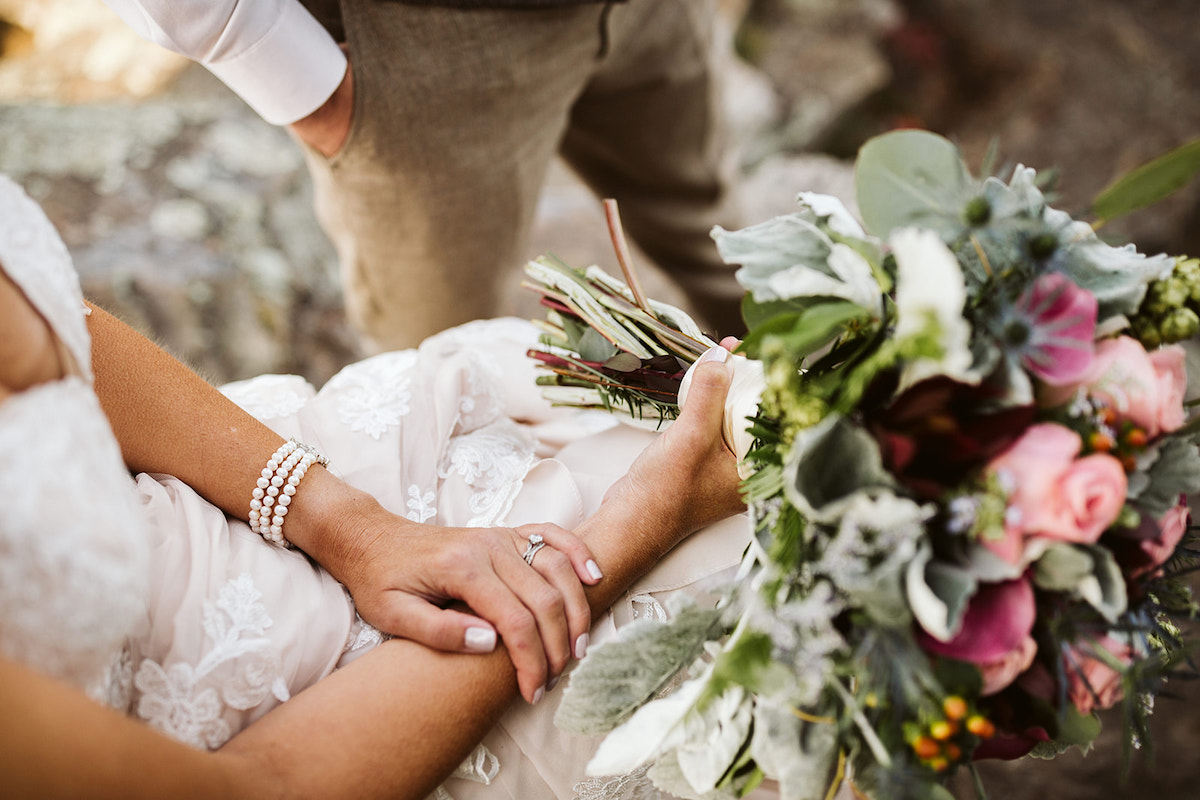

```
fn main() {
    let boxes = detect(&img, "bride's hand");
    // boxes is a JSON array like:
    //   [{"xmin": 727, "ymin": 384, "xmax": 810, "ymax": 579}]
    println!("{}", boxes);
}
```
[
  {"xmin": 285, "ymin": 479, "xmax": 601, "ymax": 704},
  {"xmin": 596, "ymin": 349, "xmax": 745, "ymax": 557}
]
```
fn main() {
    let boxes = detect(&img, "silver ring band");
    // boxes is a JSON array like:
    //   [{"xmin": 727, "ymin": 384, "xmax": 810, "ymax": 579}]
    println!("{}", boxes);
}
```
[{"xmin": 522, "ymin": 533, "xmax": 547, "ymax": 566}]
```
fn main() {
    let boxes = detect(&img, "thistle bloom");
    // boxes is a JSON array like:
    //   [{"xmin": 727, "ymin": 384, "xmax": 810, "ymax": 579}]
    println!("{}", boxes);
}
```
[{"xmin": 1000, "ymin": 272, "xmax": 1097, "ymax": 386}]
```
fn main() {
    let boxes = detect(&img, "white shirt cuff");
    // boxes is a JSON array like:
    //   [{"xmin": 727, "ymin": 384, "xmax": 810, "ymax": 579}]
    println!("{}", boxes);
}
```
[{"xmin": 205, "ymin": 0, "xmax": 347, "ymax": 126}]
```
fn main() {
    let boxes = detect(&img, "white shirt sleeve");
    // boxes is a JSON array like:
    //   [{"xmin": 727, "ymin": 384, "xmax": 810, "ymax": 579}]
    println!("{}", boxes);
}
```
[{"xmin": 101, "ymin": 0, "xmax": 348, "ymax": 126}]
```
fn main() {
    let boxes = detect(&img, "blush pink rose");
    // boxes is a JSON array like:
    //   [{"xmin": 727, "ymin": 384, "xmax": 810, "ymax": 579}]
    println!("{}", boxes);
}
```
[
  {"xmin": 1141, "ymin": 500, "xmax": 1190, "ymax": 573},
  {"xmin": 1043, "ymin": 337, "xmax": 1187, "ymax": 437},
  {"xmin": 978, "ymin": 634, "xmax": 1038, "ymax": 696},
  {"xmin": 1065, "ymin": 636, "xmax": 1134, "ymax": 716},
  {"xmin": 985, "ymin": 423, "xmax": 1127, "ymax": 564},
  {"xmin": 1147, "ymin": 346, "xmax": 1188, "ymax": 435}
]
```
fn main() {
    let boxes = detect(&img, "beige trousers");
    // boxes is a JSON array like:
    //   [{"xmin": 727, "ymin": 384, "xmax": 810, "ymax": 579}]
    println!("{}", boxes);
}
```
[{"xmin": 304, "ymin": 0, "xmax": 744, "ymax": 351}]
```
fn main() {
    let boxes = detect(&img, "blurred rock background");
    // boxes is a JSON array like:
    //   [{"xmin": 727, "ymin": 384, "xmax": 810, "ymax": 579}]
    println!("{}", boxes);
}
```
[{"xmin": 1, "ymin": 0, "xmax": 1199, "ymax": 797}]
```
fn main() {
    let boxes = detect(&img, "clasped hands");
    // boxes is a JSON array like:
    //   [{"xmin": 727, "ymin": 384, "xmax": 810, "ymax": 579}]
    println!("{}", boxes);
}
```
[{"xmin": 291, "ymin": 353, "xmax": 743, "ymax": 704}]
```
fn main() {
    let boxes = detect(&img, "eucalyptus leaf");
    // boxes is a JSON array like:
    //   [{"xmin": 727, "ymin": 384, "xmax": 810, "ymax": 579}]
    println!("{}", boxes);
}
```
[
  {"xmin": 603, "ymin": 351, "xmax": 642, "ymax": 372},
  {"xmin": 855, "ymin": 130, "xmax": 972, "ymax": 240},
  {"xmin": 1091, "ymin": 137, "xmax": 1200, "ymax": 224},
  {"xmin": 753, "ymin": 301, "xmax": 869, "ymax": 363},
  {"xmin": 580, "ymin": 326, "xmax": 619, "ymax": 362},
  {"xmin": 556, "ymin": 603, "xmax": 722, "ymax": 736}
]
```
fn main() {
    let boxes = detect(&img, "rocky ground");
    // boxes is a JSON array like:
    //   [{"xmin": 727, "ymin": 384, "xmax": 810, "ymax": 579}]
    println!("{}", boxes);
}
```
[{"xmin": 2, "ymin": 1, "xmax": 1200, "ymax": 798}]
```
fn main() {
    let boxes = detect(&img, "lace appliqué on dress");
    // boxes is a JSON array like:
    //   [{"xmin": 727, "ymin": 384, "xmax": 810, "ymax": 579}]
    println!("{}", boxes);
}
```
[
  {"xmin": 631, "ymin": 595, "xmax": 669, "ymax": 623},
  {"xmin": 405, "ymin": 484, "xmax": 437, "ymax": 523},
  {"xmin": 573, "ymin": 765, "xmax": 670, "ymax": 800},
  {"xmin": 220, "ymin": 374, "xmax": 314, "ymax": 420},
  {"xmin": 440, "ymin": 425, "xmax": 537, "ymax": 528},
  {"xmin": 326, "ymin": 350, "xmax": 418, "ymax": 439},
  {"xmin": 133, "ymin": 573, "xmax": 290, "ymax": 749},
  {"xmin": 430, "ymin": 744, "xmax": 501, "ymax": 800}
]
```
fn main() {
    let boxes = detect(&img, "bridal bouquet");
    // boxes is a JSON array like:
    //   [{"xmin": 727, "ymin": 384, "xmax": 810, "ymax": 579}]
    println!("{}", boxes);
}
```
[{"xmin": 531, "ymin": 130, "xmax": 1200, "ymax": 800}]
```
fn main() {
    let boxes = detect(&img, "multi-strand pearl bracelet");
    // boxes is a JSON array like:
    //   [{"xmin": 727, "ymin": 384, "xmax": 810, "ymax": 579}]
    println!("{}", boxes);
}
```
[{"xmin": 248, "ymin": 439, "xmax": 329, "ymax": 547}]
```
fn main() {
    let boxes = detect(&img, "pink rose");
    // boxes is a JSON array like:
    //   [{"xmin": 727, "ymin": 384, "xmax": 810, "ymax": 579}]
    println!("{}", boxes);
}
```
[
  {"xmin": 984, "ymin": 423, "xmax": 1127, "ymax": 564},
  {"xmin": 1065, "ymin": 636, "xmax": 1134, "ymax": 716},
  {"xmin": 1043, "ymin": 337, "xmax": 1187, "ymax": 438},
  {"xmin": 1147, "ymin": 346, "xmax": 1188, "ymax": 435},
  {"xmin": 918, "ymin": 578, "xmax": 1037, "ymax": 696},
  {"xmin": 1141, "ymin": 499, "xmax": 1190, "ymax": 574},
  {"xmin": 978, "ymin": 634, "xmax": 1038, "ymax": 696}
]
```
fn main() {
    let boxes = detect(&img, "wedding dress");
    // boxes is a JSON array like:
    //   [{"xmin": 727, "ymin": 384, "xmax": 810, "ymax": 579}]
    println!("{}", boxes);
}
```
[{"xmin": 0, "ymin": 174, "xmax": 754, "ymax": 800}]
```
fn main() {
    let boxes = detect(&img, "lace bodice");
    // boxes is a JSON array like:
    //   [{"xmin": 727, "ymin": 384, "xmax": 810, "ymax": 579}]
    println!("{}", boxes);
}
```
[{"xmin": 0, "ymin": 176, "xmax": 150, "ymax": 705}]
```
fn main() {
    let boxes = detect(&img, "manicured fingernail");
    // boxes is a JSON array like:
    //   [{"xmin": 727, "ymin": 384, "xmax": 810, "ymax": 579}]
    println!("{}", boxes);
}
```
[
  {"xmin": 465, "ymin": 627, "xmax": 496, "ymax": 653},
  {"xmin": 532, "ymin": 686, "xmax": 545, "ymax": 705},
  {"xmin": 547, "ymin": 675, "xmax": 560, "ymax": 692},
  {"xmin": 697, "ymin": 345, "xmax": 729, "ymax": 365},
  {"xmin": 586, "ymin": 559, "xmax": 603, "ymax": 580},
  {"xmin": 574, "ymin": 633, "xmax": 590, "ymax": 660}
]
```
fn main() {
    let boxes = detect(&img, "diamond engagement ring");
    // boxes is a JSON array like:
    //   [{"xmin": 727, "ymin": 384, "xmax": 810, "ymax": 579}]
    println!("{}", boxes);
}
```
[{"xmin": 522, "ymin": 532, "xmax": 547, "ymax": 566}]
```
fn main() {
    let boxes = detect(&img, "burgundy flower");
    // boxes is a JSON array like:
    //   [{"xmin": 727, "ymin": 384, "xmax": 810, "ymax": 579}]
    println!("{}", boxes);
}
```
[{"xmin": 863, "ymin": 373, "xmax": 1035, "ymax": 499}]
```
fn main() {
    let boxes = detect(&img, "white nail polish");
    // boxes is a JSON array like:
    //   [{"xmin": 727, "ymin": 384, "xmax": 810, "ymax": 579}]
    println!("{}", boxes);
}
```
[
  {"xmin": 547, "ymin": 675, "xmax": 560, "ymax": 692},
  {"xmin": 465, "ymin": 627, "xmax": 496, "ymax": 653},
  {"xmin": 532, "ymin": 686, "xmax": 545, "ymax": 705},
  {"xmin": 586, "ymin": 559, "xmax": 603, "ymax": 580},
  {"xmin": 575, "ymin": 633, "xmax": 590, "ymax": 660},
  {"xmin": 697, "ymin": 345, "xmax": 729, "ymax": 365}
]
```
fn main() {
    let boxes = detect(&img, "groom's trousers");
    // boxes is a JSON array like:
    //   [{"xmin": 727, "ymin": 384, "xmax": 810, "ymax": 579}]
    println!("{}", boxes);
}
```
[{"xmin": 300, "ymin": 0, "xmax": 745, "ymax": 351}]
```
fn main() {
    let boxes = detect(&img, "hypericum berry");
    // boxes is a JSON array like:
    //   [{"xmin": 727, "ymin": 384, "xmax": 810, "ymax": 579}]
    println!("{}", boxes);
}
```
[
  {"xmin": 928, "ymin": 756, "xmax": 950, "ymax": 773},
  {"xmin": 942, "ymin": 695, "xmax": 969, "ymax": 721},
  {"xmin": 929, "ymin": 719, "xmax": 958, "ymax": 740},
  {"xmin": 966, "ymin": 715, "xmax": 995, "ymax": 739},
  {"xmin": 1124, "ymin": 428, "xmax": 1148, "ymax": 449},
  {"xmin": 912, "ymin": 735, "xmax": 941, "ymax": 760},
  {"xmin": 943, "ymin": 742, "xmax": 963, "ymax": 762},
  {"xmin": 1088, "ymin": 431, "xmax": 1114, "ymax": 453}
]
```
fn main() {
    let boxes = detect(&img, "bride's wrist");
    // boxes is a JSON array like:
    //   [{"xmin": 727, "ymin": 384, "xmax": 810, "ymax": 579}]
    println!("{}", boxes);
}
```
[{"xmin": 279, "ymin": 468, "xmax": 382, "ymax": 581}]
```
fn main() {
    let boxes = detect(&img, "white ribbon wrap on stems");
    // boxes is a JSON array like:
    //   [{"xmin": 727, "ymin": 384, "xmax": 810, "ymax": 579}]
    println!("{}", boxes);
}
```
[{"xmin": 677, "ymin": 346, "xmax": 766, "ymax": 479}]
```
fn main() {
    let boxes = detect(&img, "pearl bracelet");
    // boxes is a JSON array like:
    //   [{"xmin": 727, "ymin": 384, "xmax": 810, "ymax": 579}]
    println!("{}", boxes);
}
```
[{"xmin": 248, "ymin": 439, "xmax": 329, "ymax": 548}]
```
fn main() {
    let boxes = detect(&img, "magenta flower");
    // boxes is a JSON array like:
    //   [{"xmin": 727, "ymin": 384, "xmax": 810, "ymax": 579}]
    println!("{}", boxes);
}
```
[
  {"xmin": 1000, "ymin": 272, "xmax": 1097, "ymax": 386},
  {"xmin": 916, "ymin": 577, "xmax": 1037, "ymax": 696}
]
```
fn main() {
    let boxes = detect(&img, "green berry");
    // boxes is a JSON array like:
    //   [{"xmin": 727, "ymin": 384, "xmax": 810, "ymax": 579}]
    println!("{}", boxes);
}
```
[{"xmin": 1160, "ymin": 307, "xmax": 1199, "ymax": 343}]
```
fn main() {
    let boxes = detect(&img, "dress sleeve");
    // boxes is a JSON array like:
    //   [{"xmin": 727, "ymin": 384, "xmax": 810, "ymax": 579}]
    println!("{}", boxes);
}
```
[{"xmin": 99, "ymin": 0, "xmax": 347, "ymax": 125}]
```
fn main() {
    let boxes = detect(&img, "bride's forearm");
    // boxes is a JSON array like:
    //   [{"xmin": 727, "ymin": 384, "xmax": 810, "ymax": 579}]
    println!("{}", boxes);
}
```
[
  {"xmin": 220, "ymin": 505, "xmax": 713, "ymax": 800},
  {"xmin": 86, "ymin": 302, "xmax": 289, "ymax": 523}
]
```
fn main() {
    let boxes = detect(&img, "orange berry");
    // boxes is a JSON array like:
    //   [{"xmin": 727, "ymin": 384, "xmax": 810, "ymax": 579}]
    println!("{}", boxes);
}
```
[
  {"xmin": 966, "ymin": 715, "xmax": 995, "ymax": 739},
  {"xmin": 929, "ymin": 719, "xmax": 958, "ymax": 740},
  {"xmin": 928, "ymin": 756, "xmax": 950, "ymax": 773},
  {"xmin": 912, "ymin": 735, "xmax": 940, "ymax": 760},
  {"xmin": 943, "ymin": 742, "xmax": 962, "ymax": 762},
  {"xmin": 1125, "ymin": 428, "xmax": 1148, "ymax": 448},
  {"xmin": 1088, "ymin": 431, "xmax": 1114, "ymax": 452},
  {"xmin": 1121, "ymin": 454, "xmax": 1139, "ymax": 472},
  {"xmin": 942, "ymin": 696, "xmax": 969, "ymax": 721},
  {"xmin": 1101, "ymin": 407, "xmax": 1119, "ymax": 425}
]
